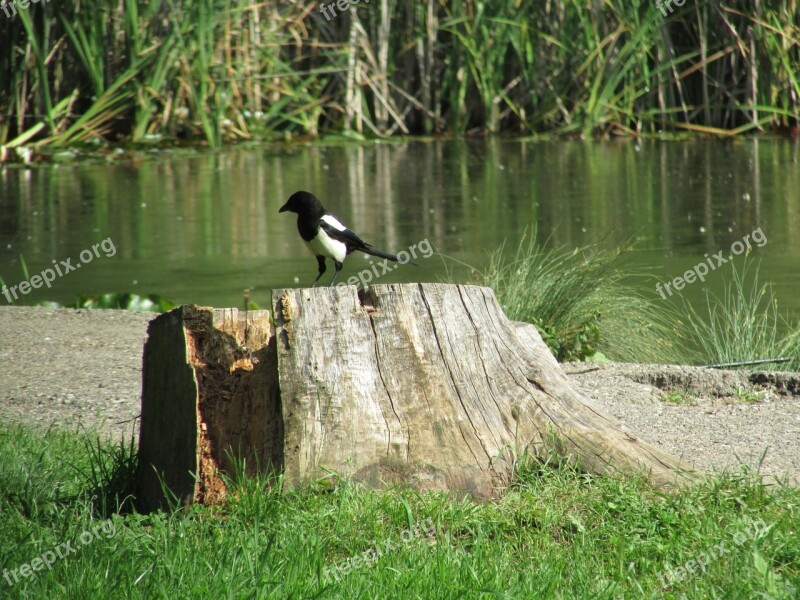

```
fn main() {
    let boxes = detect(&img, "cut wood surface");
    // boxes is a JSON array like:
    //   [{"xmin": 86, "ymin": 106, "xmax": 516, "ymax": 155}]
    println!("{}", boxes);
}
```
[{"xmin": 137, "ymin": 284, "xmax": 696, "ymax": 511}]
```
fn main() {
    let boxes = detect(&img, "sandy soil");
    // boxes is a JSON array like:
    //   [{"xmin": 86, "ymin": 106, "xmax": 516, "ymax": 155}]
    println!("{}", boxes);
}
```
[{"xmin": 1, "ymin": 306, "xmax": 798, "ymax": 485}]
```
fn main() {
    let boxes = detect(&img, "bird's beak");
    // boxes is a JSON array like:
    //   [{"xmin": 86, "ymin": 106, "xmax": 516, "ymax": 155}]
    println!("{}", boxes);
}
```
[{"xmin": 278, "ymin": 203, "xmax": 288, "ymax": 213}]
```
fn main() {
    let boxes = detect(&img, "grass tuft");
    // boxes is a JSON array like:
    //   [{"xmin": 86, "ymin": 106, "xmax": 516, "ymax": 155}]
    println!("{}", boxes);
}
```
[
  {"xmin": 683, "ymin": 259, "xmax": 800, "ymax": 371},
  {"xmin": 477, "ymin": 231, "xmax": 688, "ymax": 363}
]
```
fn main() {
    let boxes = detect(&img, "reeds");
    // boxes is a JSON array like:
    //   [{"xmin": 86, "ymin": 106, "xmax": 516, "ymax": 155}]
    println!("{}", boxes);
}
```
[{"xmin": 1, "ymin": 0, "xmax": 798, "ymax": 152}]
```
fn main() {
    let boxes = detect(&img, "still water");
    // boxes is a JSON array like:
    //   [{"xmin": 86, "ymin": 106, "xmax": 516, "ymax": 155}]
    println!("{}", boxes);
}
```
[{"xmin": 1, "ymin": 139, "xmax": 798, "ymax": 317}]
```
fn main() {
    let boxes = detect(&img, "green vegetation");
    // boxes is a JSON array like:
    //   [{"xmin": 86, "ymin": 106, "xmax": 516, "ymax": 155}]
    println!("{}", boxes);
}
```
[
  {"xmin": 476, "ymin": 233, "xmax": 687, "ymax": 363},
  {"xmin": 473, "ymin": 236, "xmax": 800, "ymax": 369},
  {"xmin": 732, "ymin": 386, "xmax": 765, "ymax": 404},
  {"xmin": 1, "ymin": 1, "xmax": 798, "ymax": 156},
  {"xmin": 684, "ymin": 260, "xmax": 800, "ymax": 372},
  {"xmin": 658, "ymin": 386, "xmax": 766, "ymax": 405},
  {"xmin": 659, "ymin": 390, "xmax": 697, "ymax": 405},
  {"xmin": 40, "ymin": 293, "xmax": 175, "ymax": 313},
  {"xmin": 0, "ymin": 423, "xmax": 797, "ymax": 597}
]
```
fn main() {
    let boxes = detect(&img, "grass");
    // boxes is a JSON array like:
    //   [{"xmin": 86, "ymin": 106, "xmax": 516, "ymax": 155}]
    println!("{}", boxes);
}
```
[
  {"xmin": 659, "ymin": 387, "xmax": 767, "ymax": 406},
  {"xmin": 471, "ymin": 235, "xmax": 800, "ymax": 370},
  {"xmin": 0, "ymin": 422, "xmax": 797, "ymax": 598},
  {"xmin": 659, "ymin": 390, "xmax": 698, "ymax": 405},
  {"xmin": 1, "ymin": 1, "xmax": 798, "ymax": 154},
  {"xmin": 683, "ymin": 259, "xmax": 800, "ymax": 371},
  {"xmin": 733, "ymin": 386, "xmax": 765, "ymax": 404},
  {"xmin": 475, "ymin": 232, "xmax": 688, "ymax": 364},
  {"xmin": 41, "ymin": 293, "xmax": 175, "ymax": 313}
]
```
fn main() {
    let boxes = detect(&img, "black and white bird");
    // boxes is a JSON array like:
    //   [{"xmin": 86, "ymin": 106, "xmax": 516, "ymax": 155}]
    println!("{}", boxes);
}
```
[{"xmin": 279, "ymin": 191, "xmax": 415, "ymax": 287}]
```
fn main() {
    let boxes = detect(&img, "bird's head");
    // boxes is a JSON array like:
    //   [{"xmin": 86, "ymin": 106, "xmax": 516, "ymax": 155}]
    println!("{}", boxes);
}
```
[{"xmin": 279, "ymin": 191, "xmax": 323, "ymax": 216}]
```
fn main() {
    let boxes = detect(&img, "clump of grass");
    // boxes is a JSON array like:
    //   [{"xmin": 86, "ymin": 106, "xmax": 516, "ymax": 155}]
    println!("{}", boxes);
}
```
[
  {"xmin": 0, "ymin": 424, "xmax": 138, "ymax": 521},
  {"xmin": 683, "ymin": 260, "xmax": 800, "ymax": 371},
  {"xmin": 0, "ymin": 425, "xmax": 86, "ymax": 522},
  {"xmin": 732, "ymin": 386, "xmax": 764, "ymax": 404},
  {"xmin": 477, "ymin": 232, "xmax": 687, "ymax": 363},
  {"xmin": 78, "ymin": 430, "xmax": 139, "ymax": 518},
  {"xmin": 472, "ymin": 236, "xmax": 799, "ymax": 371},
  {"xmin": 659, "ymin": 390, "xmax": 697, "ymax": 405}
]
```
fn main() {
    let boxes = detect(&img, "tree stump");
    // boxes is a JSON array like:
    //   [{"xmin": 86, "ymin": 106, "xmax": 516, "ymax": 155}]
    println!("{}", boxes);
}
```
[{"xmin": 136, "ymin": 284, "xmax": 696, "ymax": 512}]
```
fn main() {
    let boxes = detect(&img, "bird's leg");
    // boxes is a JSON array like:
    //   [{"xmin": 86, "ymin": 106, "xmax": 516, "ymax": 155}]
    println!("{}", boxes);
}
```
[
  {"xmin": 311, "ymin": 256, "xmax": 326, "ymax": 288},
  {"xmin": 329, "ymin": 261, "xmax": 343, "ymax": 287}
]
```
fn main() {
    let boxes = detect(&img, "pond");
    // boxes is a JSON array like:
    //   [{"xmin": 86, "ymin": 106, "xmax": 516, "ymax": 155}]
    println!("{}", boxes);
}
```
[{"xmin": 1, "ymin": 138, "xmax": 798, "ymax": 321}]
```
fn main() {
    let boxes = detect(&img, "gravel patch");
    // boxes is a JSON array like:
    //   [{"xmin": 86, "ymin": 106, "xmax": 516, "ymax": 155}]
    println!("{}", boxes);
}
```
[
  {"xmin": 0, "ymin": 306, "xmax": 154, "ymax": 440},
  {"xmin": 564, "ymin": 363, "xmax": 800, "ymax": 485},
  {"xmin": 1, "ymin": 306, "xmax": 798, "ymax": 486}
]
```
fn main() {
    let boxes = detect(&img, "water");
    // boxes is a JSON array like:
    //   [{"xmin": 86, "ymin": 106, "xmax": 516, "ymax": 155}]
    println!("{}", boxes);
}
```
[{"xmin": 1, "ymin": 139, "xmax": 798, "ymax": 318}]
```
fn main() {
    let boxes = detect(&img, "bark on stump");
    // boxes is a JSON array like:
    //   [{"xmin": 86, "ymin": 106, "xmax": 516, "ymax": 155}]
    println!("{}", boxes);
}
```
[{"xmin": 136, "ymin": 284, "xmax": 696, "ymax": 512}]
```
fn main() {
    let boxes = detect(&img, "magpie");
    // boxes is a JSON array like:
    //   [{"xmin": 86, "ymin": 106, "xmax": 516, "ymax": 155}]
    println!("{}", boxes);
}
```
[{"xmin": 279, "ymin": 190, "xmax": 416, "ymax": 287}]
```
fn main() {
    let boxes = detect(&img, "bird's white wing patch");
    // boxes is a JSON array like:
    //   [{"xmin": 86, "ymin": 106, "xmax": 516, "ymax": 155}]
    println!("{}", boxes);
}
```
[
  {"xmin": 307, "ymin": 229, "xmax": 348, "ymax": 263},
  {"xmin": 321, "ymin": 214, "xmax": 347, "ymax": 232}
]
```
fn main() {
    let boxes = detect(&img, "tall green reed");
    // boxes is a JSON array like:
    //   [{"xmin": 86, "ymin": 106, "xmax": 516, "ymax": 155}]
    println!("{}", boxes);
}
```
[{"xmin": 0, "ymin": 0, "xmax": 797, "ymax": 151}]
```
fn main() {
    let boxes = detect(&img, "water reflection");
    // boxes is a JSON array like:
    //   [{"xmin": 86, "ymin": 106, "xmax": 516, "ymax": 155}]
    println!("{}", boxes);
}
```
[{"xmin": 0, "ymin": 139, "xmax": 798, "ymax": 312}]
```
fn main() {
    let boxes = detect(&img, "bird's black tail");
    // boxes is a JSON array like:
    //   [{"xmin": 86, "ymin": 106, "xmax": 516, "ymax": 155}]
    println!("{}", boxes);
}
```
[{"xmin": 362, "ymin": 245, "xmax": 419, "ymax": 266}]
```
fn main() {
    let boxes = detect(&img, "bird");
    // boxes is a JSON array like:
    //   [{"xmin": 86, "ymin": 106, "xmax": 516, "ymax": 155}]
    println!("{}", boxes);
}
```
[{"xmin": 279, "ymin": 191, "xmax": 416, "ymax": 287}]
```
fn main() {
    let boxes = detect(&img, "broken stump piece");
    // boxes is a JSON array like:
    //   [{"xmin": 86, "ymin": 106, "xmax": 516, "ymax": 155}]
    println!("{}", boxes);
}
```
[{"xmin": 136, "ymin": 305, "xmax": 279, "ymax": 512}]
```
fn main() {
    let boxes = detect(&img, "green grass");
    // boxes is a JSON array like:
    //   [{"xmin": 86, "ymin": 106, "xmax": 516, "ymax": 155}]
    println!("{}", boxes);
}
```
[
  {"xmin": 0, "ymin": 423, "xmax": 797, "ymax": 598},
  {"xmin": 471, "ymin": 236, "xmax": 800, "ymax": 370},
  {"xmin": 659, "ymin": 391, "xmax": 698, "ymax": 406},
  {"xmin": 475, "ymin": 232, "xmax": 688, "ymax": 364},
  {"xmin": 659, "ymin": 387, "xmax": 767, "ymax": 406},
  {"xmin": 683, "ymin": 259, "xmax": 800, "ymax": 372},
  {"xmin": 39, "ymin": 293, "xmax": 175, "ymax": 313},
  {"xmin": 732, "ymin": 386, "xmax": 765, "ymax": 404}
]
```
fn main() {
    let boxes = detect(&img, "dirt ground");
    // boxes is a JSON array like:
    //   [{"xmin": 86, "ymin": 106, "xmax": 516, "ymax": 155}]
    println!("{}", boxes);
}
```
[{"xmin": 1, "ymin": 306, "xmax": 798, "ymax": 485}]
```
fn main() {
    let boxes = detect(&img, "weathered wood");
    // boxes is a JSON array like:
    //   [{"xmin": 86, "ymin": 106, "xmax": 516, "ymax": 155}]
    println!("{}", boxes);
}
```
[
  {"xmin": 137, "ymin": 284, "xmax": 696, "ymax": 511},
  {"xmin": 274, "ymin": 284, "xmax": 696, "ymax": 496},
  {"xmin": 136, "ymin": 306, "xmax": 279, "ymax": 512}
]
